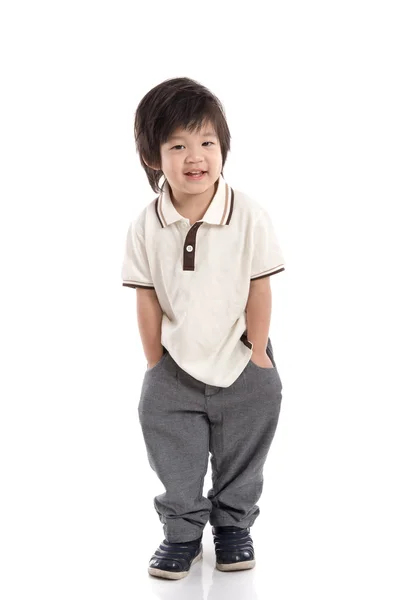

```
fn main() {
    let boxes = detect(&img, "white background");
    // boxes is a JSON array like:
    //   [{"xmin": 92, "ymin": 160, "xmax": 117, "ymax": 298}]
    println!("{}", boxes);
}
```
[{"xmin": 1, "ymin": 1, "xmax": 399, "ymax": 598}]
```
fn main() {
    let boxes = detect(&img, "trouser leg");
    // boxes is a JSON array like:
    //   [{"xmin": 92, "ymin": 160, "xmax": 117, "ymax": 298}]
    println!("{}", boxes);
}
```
[
  {"xmin": 207, "ymin": 337, "xmax": 283, "ymax": 528},
  {"xmin": 138, "ymin": 350, "xmax": 212, "ymax": 543}
]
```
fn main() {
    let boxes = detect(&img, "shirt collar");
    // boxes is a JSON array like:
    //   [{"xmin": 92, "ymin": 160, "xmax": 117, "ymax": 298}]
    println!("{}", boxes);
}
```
[{"xmin": 155, "ymin": 174, "xmax": 234, "ymax": 228}]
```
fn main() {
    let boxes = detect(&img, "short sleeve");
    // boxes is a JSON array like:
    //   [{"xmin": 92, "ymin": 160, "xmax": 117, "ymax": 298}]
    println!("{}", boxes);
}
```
[
  {"xmin": 121, "ymin": 221, "xmax": 154, "ymax": 289},
  {"xmin": 250, "ymin": 208, "xmax": 285, "ymax": 280}
]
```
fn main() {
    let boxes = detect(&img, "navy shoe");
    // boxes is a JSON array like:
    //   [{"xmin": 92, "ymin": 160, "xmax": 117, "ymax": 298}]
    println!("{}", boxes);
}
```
[
  {"xmin": 212, "ymin": 526, "xmax": 256, "ymax": 571},
  {"xmin": 148, "ymin": 536, "xmax": 203, "ymax": 580}
]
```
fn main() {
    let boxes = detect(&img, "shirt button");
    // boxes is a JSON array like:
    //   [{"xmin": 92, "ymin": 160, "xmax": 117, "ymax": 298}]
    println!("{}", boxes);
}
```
[{"xmin": 186, "ymin": 245, "xmax": 193, "ymax": 252}]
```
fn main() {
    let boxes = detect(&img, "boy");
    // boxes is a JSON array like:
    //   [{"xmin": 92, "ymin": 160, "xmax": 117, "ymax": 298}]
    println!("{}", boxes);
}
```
[{"xmin": 121, "ymin": 77, "xmax": 285, "ymax": 580}]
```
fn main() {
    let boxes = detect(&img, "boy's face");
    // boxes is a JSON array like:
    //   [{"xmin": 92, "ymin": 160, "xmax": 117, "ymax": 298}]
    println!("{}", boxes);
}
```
[{"xmin": 159, "ymin": 121, "xmax": 223, "ymax": 196}]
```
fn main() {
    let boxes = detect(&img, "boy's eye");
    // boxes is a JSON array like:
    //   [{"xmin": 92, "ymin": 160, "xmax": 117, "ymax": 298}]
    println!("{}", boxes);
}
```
[{"xmin": 171, "ymin": 141, "xmax": 215, "ymax": 150}]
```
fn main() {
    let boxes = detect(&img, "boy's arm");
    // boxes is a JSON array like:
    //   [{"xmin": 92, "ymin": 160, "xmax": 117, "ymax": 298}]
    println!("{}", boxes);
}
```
[
  {"xmin": 245, "ymin": 276, "xmax": 272, "ymax": 365},
  {"xmin": 136, "ymin": 288, "xmax": 164, "ymax": 367}
]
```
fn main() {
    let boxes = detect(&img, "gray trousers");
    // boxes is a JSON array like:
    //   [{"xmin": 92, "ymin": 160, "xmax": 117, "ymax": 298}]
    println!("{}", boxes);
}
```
[{"xmin": 138, "ymin": 336, "xmax": 283, "ymax": 543}]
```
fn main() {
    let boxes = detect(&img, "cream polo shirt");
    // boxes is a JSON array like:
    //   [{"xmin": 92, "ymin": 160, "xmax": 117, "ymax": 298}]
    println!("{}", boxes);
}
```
[{"xmin": 121, "ymin": 174, "xmax": 285, "ymax": 387}]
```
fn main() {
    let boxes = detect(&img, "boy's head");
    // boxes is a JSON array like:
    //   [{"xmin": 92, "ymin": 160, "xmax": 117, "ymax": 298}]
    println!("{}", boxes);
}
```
[{"xmin": 134, "ymin": 77, "xmax": 231, "ymax": 195}]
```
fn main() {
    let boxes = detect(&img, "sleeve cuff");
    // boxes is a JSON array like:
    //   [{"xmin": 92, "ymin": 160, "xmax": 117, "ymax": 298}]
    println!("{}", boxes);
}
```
[
  {"xmin": 250, "ymin": 266, "xmax": 285, "ymax": 280},
  {"xmin": 122, "ymin": 282, "xmax": 155, "ymax": 289}
]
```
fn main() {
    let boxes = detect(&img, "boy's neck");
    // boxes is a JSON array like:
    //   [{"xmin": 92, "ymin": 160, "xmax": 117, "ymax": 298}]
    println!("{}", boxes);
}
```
[{"xmin": 169, "ymin": 180, "xmax": 218, "ymax": 224}]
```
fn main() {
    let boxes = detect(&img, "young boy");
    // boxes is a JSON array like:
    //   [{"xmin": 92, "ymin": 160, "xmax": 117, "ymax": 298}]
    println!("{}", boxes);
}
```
[{"xmin": 121, "ymin": 77, "xmax": 285, "ymax": 580}]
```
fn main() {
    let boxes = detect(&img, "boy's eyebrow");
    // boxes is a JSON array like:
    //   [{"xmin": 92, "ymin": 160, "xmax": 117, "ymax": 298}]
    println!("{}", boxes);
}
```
[{"xmin": 168, "ymin": 131, "xmax": 218, "ymax": 141}]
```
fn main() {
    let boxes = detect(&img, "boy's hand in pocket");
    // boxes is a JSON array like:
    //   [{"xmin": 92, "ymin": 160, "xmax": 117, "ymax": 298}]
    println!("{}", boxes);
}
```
[
  {"xmin": 250, "ymin": 353, "xmax": 274, "ymax": 368},
  {"xmin": 147, "ymin": 351, "xmax": 164, "ymax": 370}
]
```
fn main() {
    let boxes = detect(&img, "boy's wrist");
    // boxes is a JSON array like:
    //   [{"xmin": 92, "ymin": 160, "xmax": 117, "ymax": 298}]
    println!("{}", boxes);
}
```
[{"xmin": 146, "ymin": 345, "xmax": 164, "ymax": 367}]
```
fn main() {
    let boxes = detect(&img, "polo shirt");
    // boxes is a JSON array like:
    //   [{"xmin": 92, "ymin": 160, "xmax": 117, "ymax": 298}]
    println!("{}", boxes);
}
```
[{"xmin": 121, "ymin": 174, "xmax": 285, "ymax": 387}]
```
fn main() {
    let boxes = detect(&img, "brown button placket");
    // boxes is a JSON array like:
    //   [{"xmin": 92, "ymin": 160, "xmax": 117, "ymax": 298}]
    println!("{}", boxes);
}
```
[{"xmin": 183, "ymin": 222, "xmax": 204, "ymax": 271}]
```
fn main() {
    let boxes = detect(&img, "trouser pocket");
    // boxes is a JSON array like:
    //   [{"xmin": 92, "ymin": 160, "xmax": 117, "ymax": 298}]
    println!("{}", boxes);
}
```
[{"xmin": 241, "ymin": 330, "xmax": 278, "ymax": 369}]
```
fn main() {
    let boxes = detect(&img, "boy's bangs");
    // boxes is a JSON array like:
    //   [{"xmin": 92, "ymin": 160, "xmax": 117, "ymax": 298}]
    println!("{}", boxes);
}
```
[{"xmin": 161, "ymin": 103, "xmax": 220, "ymax": 144}]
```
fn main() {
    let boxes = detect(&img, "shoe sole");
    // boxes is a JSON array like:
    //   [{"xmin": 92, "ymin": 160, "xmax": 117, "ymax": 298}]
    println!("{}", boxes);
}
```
[
  {"xmin": 148, "ymin": 548, "xmax": 203, "ymax": 580},
  {"xmin": 216, "ymin": 559, "xmax": 256, "ymax": 571}
]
